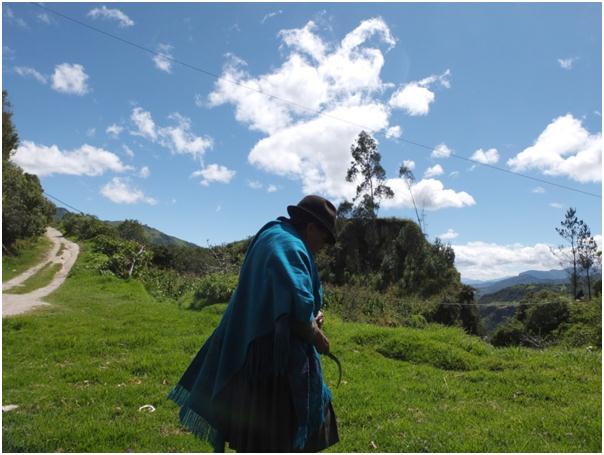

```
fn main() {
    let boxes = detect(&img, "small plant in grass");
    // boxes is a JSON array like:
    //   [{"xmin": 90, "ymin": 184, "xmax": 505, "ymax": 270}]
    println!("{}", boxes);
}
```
[{"xmin": 180, "ymin": 272, "xmax": 239, "ymax": 310}]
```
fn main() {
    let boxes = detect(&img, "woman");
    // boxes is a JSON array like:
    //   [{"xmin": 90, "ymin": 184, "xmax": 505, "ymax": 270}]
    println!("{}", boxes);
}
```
[{"xmin": 168, "ymin": 195, "xmax": 339, "ymax": 452}]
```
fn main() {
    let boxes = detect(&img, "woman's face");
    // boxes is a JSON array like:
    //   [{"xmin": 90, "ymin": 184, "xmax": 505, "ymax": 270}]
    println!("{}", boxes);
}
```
[{"xmin": 305, "ymin": 222, "xmax": 330, "ymax": 255}]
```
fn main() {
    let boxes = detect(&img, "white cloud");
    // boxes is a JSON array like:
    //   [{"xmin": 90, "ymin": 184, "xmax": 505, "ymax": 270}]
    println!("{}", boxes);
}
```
[
  {"xmin": 261, "ymin": 10, "xmax": 283, "ymax": 24},
  {"xmin": 453, "ymin": 241, "xmax": 567, "ymax": 281},
  {"xmin": 153, "ymin": 44, "xmax": 173, "ymax": 73},
  {"xmin": 549, "ymin": 202, "xmax": 563, "ymax": 209},
  {"xmin": 14, "ymin": 66, "xmax": 47, "ymax": 84},
  {"xmin": 532, "ymin": 186, "xmax": 545, "ymax": 194},
  {"xmin": 192, "ymin": 164, "xmax": 236, "ymax": 186},
  {"xmin": 4, "ymin": 6, "xmax": 28, "ymax": 28},
  {"xmin": 470, "ymin": 148, "xmax": 499, "ymax": 165},
  {"xmin": 431, "ymin": 143, "xmax": 452, "ymax": 159},
  {"xmin": 139, "ymin": 166, "xmax": 150, "ymax": 178},
  {"xmin": 86, "ymin": 128, "xmax": 96, "ymax": 138},
  {"xmin": 385, "ymin": 125, "xmax": 402, "ymax": 139},
  {"xmin": 106, "ymin": 124, "xmax": 124, "ymax": 137},
  {"xmin": 507, "ymin": 114, "xmax": 602, "ymax": 183},
  {"xmin": 11, "ymin": 141, "xmax": 132, "ymax": 176},
  {"xmin": 208, "ymin": 18, "xmax": 473, "ymax": 210},
  {"xmin": 381, "ymin": 178, "xmax": 475, "ymax": 211},
  {"xmin": 267, "ymin": 184, "xmax": 278, "ymax": 193},
  {"xmin": 389, "ymin": 69, "xmax": 450, "ymax": 116},
  {"xmin": 402, "ymin": 160, "xmax": 415, "ymax": 171},
  {"xmin": 557, "ymin": 57, "xmax": 577, "ymax": 70},
  {"xmin": 123, "ymin": 145, "xmax": 135, "ymax": 158},
  {"xmin": 130, "ymin": 107, "xmax": 158, "ymax": 141},
  {"xmin": 247, "ymin": 180, "xmax": 263, "ymax": 189},
  {"xmin": 37, "ymin": 12, "xmax": 52, "ymax": 24},
  {"xmin": 424, "ymin": 164, "xmax": 444, "ymax": 178},
  {"xmin": 194, "ymin": 93, "xmax": 205, "ymax": 108},
  {"xmin": 449, "ymin": 171, "xmax": 460, "ymax": 178},
  {"xmin": 51, "ymin": 63, "xmax": 89, "ymax": 95},
  {"xmin": 438, "ymin": 229, "xmax": 459, "ymax": 241},
  {"xmin": 100, "ymin": 177, "xmax": 156, "ymax": 205},
  {"xmin": 87, "ymin": 5, "xmax": 134, "ymax": 28},
  {"xmin": 130, "ymin": 108, "xmax": 212, "ymax": 160}
]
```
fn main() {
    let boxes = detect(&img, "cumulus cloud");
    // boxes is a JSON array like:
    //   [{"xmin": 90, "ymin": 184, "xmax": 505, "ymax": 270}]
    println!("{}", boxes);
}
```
[
  {"xmin": 153, "ymin": 44, "xmax": 174, "ymax": 73},
  {"xmin": 123, "ymin": 145, "xmax": 135, "ymax": 158},
  {"xmin": 192, "ymin": 164, "xmax": 236, "ymax": 186},
  {"xmin": 139, "ymin": 166, "xmax": 150, "ymax": 178},
  {"xmin": 87, "ymin": 5, "xmax": 134, "ymax": 27},
  {"xmin": 247, "ymin": 180, "xmax": 263, "ymax": 189},
  {"xmin": 385, "ymin": 125, "xmax": 402, "ymax": 139},
  {"xmin": 130, "ymin": 107, "xmax": 212, "ymax": 160},
  {"xmin": 106, "ymin": 124, "xmax": 124, "ymax": 137},
  {"xmin": 51, "ymin": 63, "xmax": 89, "ymax": 95},
  {"xmin": 532, "ymin": 186, "xmax": 545, "ymax": 194},
  {"xmin": 100, "ymin": 177, "xmax": 156, "ymax": 205},
  {"xmin": 438, "ymin": 229, "xmax": 459, "ymax": 241},
  {"xmin": 381, "ymin": 178, "xmax": 475, "ymax": 211},
  {"xmin": 14, "ymin": 66, "xmax": 47, "ymax": 84},
  {"xmin": 208, "ymin": 18, "xmax": 472, "ymax": 210},
  {"xmin": 453, "ymin": 241, "xmax": 567, "ymax": 281},
  {"xmin": 549, "ymin": 202, "xmax": 563, "ymax": 209},
  {"xmin": 424, "ymin": 164, "xmax": 444, "ymax": 178},
  {"xmin": 267, "ymin": 184, "xmax": 278, "ymax": 193},
  {"xmin": 431, "ymin": 143, "xmax": 452, "ymax": 159},
  {"xmin": 507, "ymin": 114, "xmax": 602, "ymax": 183},
  {"xmin": 11, "ymin": 141, "xmax": 131, "ymax": 176},
  {"xmin": 470, "ymin": 148, "xmax": 499, "ymax": 165},
  {"xmin": 557, "ymin": 57, "xmax": 577, "ymax": 70},
  {"xmin": 389, "ymin": 69, "xmax": 451, "ymax": 116}
]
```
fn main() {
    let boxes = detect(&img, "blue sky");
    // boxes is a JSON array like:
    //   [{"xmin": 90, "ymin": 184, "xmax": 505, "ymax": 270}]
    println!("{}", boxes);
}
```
[{"xmin": 3, "ymin": 2, "xmax": 602, "ymax": 280}]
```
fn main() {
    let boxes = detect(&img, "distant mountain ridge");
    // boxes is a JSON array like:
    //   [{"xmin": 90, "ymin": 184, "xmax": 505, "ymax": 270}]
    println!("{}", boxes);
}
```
[{"xmin": 465, "ymin": 267, "xmax": 601, "ymax": 297}]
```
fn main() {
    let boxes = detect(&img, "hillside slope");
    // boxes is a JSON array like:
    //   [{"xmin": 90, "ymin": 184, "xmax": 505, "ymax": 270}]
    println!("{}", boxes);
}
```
[{"xmin": 2, "ymin": 242, "xmax": 601, "ymax": 452}]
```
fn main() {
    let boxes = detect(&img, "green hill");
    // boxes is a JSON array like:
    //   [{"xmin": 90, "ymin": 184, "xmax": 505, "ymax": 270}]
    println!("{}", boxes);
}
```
[{"xmin": 2, "ymin": 241, "xmax": 601, "ymax": 452}]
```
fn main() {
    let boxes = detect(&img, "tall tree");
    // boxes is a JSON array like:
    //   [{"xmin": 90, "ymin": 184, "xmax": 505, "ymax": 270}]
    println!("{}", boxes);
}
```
[
  {"xmin": 577, "ymin": 222, "xmax": 600, "ymax": 300},
  {"xmin": 345, "ymin": 131, "xmax": 393, "ymax": 218},
  {"xmin": 3, "ymin": 90, "xmax": 19, "ymax": 162},
  {"xmin": 2, "ymin": 91, "xmax": 55, "ymax": 250},
  {"xmin": 118, "ymin": 219, "xmax": 146, "ymax": 243},
  {"xmin": 555, "ymin": 207, "xmax": 583, "ymax": 298},
  {"xmin": 398, "ymin": 163, "xmax": 424, "ymax": 232}
]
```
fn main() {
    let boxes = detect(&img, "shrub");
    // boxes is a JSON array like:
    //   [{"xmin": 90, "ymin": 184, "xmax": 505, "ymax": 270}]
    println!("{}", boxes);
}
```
[
  {"xmin": 524, "ymin": 300, "xmax": 570, "ymax": 336},
  {"xmin": 180, "ymin": 273, "xmax": 239, "ymax": 310},
  {"xmin": 491, "ymin": 319, "xmax": 526, "ymax": 347}
]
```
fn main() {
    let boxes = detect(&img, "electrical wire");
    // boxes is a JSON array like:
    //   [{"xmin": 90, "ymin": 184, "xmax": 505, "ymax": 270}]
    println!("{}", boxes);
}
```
[{"xmin": 31, "ymin": 2, "xmax": 602, "ymax": 200}]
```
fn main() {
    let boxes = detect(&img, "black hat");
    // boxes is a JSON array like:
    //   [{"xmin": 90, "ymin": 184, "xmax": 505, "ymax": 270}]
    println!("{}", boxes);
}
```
[{"xmin": 287, "ymin": 195, "xmax": 337, "ymax": 244}]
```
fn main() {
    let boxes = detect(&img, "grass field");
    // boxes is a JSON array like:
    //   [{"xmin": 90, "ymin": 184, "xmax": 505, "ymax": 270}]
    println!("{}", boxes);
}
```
[
  {"xmin": 7, "ymin": 262, "xmax": 61, "ymax": 295},
  {"xmin": 2, "ymin": 235, "xmax": 52, "ymax": 282},
  {"xmin": 2, "ymin": 242, "xmax": 601, "ymax": 452}
]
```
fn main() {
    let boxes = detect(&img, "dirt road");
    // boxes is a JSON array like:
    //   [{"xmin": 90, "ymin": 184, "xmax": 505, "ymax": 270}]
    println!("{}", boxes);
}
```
[{"xmin": 2, "ymin": 227, "xmax": 79, "ymax": 317}]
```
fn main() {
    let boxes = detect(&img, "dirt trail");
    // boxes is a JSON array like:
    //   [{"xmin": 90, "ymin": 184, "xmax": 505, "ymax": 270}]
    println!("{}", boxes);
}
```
[{"xmin": 2, "ymin": 227, "xmax": 79, "ymax": 317}]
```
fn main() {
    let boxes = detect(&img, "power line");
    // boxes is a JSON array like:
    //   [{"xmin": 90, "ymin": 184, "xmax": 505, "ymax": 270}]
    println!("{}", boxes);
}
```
[
  {"xmin": 43, "ymin": 191, "xmax": 85, "ymax": 214},
  {"xmin": 31, "ymin": 2, "xmax": 602, "ymax": 200}
]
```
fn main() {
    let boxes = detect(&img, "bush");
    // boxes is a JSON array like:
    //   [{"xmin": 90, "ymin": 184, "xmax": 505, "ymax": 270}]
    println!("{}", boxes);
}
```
[
  {"xmin": 491, "ymin": 319, "xmax": 526, "ymax": 347},
  {"xmin": 90, "ymin": 235, "xmax": 151, "ymax": 279},
  {"xmin": 524, "ymin": 300, "xmax": 570, "ymax": 336},
  {"xmin": 180, "ymin": 273, "xmax": 239, "ymax": 310}
]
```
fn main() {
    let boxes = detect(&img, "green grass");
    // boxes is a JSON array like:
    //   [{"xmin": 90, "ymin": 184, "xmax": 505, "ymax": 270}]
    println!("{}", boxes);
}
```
[
  {"xmin": 2, "ymin": 235, "xmax": 53, "ymax": 282},
  {"xmin": 2, "ymin": 242, "xmax": 601, "ymax": 452},
  {"xmin": 8, "ymin": 262, "xmax": 62, "ymax": 295}
]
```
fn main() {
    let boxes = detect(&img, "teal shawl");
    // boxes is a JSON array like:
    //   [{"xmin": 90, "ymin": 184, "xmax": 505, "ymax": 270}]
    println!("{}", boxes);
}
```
[{"xmin": 168, "ymin": 218, "xmax": 331, "ymax": 451}]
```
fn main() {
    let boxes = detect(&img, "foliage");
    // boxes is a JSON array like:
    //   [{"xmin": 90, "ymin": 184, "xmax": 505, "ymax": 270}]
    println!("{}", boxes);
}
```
[
  {"xmin": 344, "ymin": 130, "xmax": 394, "ymax": 218},
  {"xmin": 555, "ymin": 207, "xmax": 583, "ymax": 298},
  {"xmin": 577, "ymin": 222, "xmax": 600, "ymax": 300},
  {"xmin": 91, "ymin": 235, "xmax": 152, "ymax": 279},
  {"xmin": 491, "ymin": 318, "xmax": 526, "ymax": 347},
  {"xmin": 398, "ymin": 163, "xmax": 424, "ymax": 232},
  {"xmin": 138, "ymin": 266, "xmax": 198, "ymax": 302},
  {"xmin": 179, "ymin": 273, "xmax": 239, "ymax": 311},
  {"xmin": 117, "ymin": 219, "xmax": 146, "ymax": 243},
  {"xmin": 61, "ymin": 213, "xmax": 118, "ymax": 240},
  {"xmin": 2, "ymin": 91, "xmax": 55, "ymax": 249}
]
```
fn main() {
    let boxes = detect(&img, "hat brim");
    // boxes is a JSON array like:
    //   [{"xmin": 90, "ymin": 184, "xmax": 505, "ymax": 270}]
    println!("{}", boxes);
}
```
[{"xmin": 287, "ymin": 205, "xmax": 336, "ymax": 244}]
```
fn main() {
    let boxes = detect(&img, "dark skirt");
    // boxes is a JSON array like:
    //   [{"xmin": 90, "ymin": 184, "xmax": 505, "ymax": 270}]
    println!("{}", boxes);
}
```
[{"xmin": 213, "ymin": 336, "xmax": 339, "ymax": 453}]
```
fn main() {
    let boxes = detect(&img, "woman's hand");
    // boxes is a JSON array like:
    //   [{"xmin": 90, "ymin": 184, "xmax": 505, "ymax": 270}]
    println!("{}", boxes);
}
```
[{"xmin": 315, "ymin": 311, "xmax": 325, "ymax": 329}]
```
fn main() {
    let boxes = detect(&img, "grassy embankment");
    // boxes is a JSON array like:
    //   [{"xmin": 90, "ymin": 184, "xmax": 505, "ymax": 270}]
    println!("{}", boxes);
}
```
[
  {"xmin": 2, "ymin": 242, "xmax": 601, "ymax": 452},
  {"xmin": 2, "ymin": 235, "xmax": 52, "ymax": 282}
]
